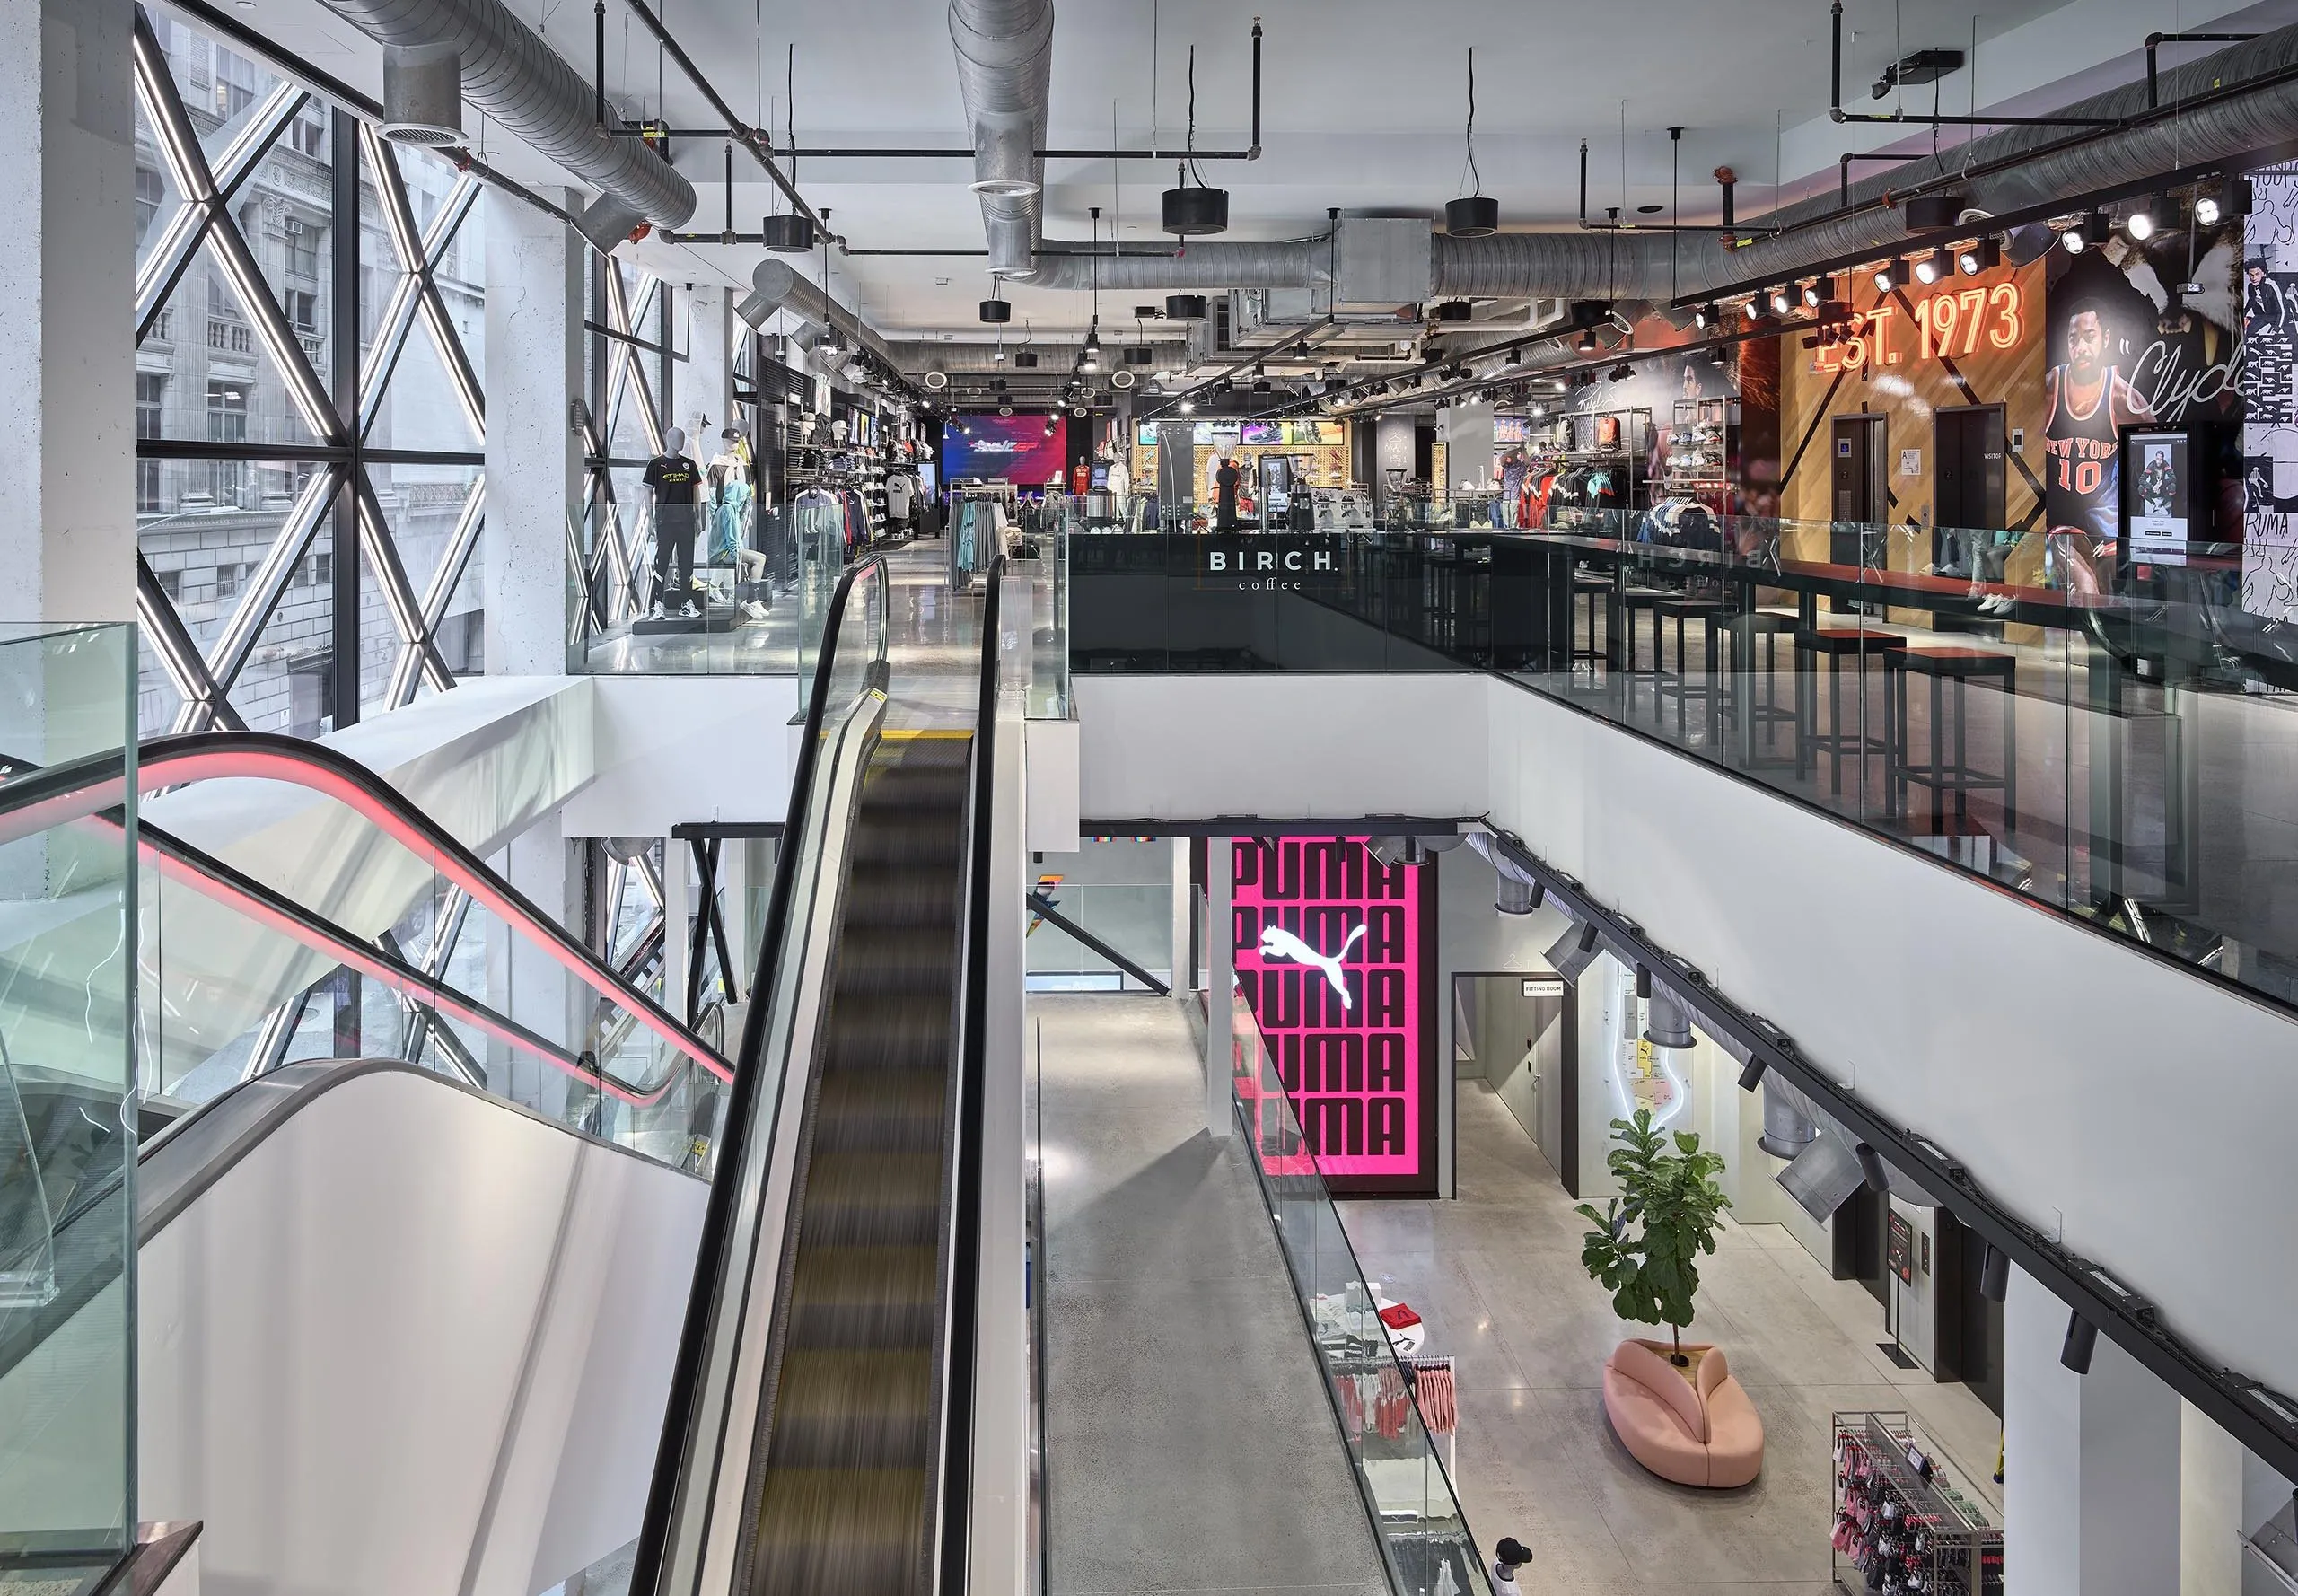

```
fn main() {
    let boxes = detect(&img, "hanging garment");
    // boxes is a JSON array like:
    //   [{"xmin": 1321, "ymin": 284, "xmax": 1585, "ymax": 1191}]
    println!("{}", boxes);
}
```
[
  {"xmin": 955, "ymin": 499, "xmax": 978, "ymax": 573},
  {"xmin": 1409, "ymin": 1359, "xmax": 1457, "ymax": 1436}
]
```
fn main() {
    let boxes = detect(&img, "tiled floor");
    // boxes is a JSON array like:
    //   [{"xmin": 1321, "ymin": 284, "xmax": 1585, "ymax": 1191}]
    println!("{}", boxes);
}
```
[
  {"xmin": 1338, "ymin": 1081, "xmax": 2004, "ymax": 1596},
  {"xmin": 1032, "ymin": 995, "xmax": 1387, "ymax": 1596}
]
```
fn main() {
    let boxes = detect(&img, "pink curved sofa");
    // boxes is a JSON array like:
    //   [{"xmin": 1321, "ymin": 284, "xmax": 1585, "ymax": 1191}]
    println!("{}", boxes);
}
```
[{"xmin": 1601, "ymin": 1338, "xmax": 1763, "ymax": 1487}]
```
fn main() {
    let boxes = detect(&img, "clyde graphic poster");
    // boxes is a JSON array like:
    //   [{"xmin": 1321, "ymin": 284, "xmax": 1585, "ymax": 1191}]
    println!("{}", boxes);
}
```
[
  {"xmin": 939, "ymin": 413, "xmax": 1067, "ymax": 485},
  {"xmin": 1231, "ymin": 837, "xmax": 1436, "ymax": 1196},
  {"xmin": 2042, "ymin": 212, "xmax": 2242, "ymax": 577}
]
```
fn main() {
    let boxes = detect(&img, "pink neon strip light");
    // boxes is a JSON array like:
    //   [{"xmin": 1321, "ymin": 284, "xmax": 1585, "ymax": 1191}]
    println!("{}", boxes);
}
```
[{"xmin": 4, "ymin": 744, "xmax": 732, "ymax": 1085}]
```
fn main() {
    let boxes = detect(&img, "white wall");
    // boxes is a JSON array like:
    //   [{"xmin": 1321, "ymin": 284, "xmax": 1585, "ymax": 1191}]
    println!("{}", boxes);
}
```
[
  {"xmin": 1073, "ymin": 674, "xmax": 1487, "ymax": 823},
  {"xmin": 559, "ymin": 675, "xmax": 805, "ymax": 837},
  {"xmin": 1074, "ymin": 670, "xmax": 2298, "ymax": 1395},
  {"xmin": 137, "ymin": 1069, "xmax": 705, "ymax": 1596}
]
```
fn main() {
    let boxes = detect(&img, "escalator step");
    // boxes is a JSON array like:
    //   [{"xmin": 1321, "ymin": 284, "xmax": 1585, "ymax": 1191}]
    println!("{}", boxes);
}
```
[
  {"xmin": 831, "ymin": 925, "xmax": 960, "ymax": 995},
  {"xmin": 797, "ymin": 1152, "xmax": 943, "ymax": 1249},
  {"xmin": 785, "ymin": 1244, "xmax": 938, "ymax": 1350},
  {"xmin": 767, "ymin": 1349, "xmax": 933, "ymax": 1471},
  {"xmin": 820, "ymin": 998, "xmax": 952, "ymax": 1071},
  {"xmin": 812, "ymin": 1071, "xmax": 948, "ymax": 1152},
  {"xmin": 751, "ymin": 1466, "xmax": 926, "ymax": 1596}
]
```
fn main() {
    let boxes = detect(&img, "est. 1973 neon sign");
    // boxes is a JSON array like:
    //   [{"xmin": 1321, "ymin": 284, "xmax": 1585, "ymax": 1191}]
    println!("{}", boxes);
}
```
[{"xmin": 1812, "ymin": 280, "xmax": 2027, "ymax": 373}]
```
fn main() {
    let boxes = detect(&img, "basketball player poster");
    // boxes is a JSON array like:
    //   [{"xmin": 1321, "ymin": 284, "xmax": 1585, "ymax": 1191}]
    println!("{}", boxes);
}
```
[{"xmin": 2044, "ymin": 213, "xmax": 2242, "ymax": 588}]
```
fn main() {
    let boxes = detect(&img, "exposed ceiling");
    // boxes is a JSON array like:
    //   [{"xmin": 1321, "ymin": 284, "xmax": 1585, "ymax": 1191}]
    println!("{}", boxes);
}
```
[{"xmin": 227, "ymin": 0, "xmax": 2298, "ymax": 348}]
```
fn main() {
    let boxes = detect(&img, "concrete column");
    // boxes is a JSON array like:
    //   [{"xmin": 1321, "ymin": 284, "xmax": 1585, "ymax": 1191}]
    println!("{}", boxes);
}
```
[
  {"xmin": 1206, "ymin": 835, "xmax": 1232, "ymax": 1137},
  {"xmin": 0, "ymin": 0, "xmax": 136, "ymax": 623},
  {"xmin": 1373, "ymin": 413, "xmax": 1416, "ymax": 517},
  {"xmin": 682, "ymin": 285, "xmax": 732, "ymax": 449},
  {"xmin": 1443, "ymin": 401, "xmax": 1496, "ymax": 496},
  {"xmin": 2183, "ymin": 1400, "xmax": 2245, "ymax": 1596},
  {"xmin": 2004, "ymin": 1265, "xmax": 2184, "ymax": 1596},
  {"xmin": 483, "ymin": 187, "xmax": 583, "ymax": 676}
]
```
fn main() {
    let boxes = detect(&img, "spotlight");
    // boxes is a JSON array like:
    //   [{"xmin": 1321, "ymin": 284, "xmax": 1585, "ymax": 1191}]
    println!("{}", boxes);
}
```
[
  {"xmin": 1688, "ymin": 303, "xmax": 1717, "ymax": 329},
  {"xmin": 978, "ymin": 297, "xmax": 1012, "ymax": 324},
  {"xmin": 1707, "ymin": 343, "xmax": 1728, "ymax": 367},
  {"xmin": 1576, "ymin": 921, "xmax": 1599, "ymax": 954},
  {"xmin": 1636, "ymin": 963, "xmax": 1652, "ymax": 999},
  {"xmin": 1980, "ymin": 1244, "xmax": 2011, "ymax": 1302},
  {"xmin": 1913, "ymin": 249, "xmax": 1951, "ymax": 285},
  {"xmin": 1958, "ymin": 237, "xmax": 2001, "ymax": 275},
  {"xmin": 1855, "ymin": 1143, "xmax": 1891, "ymax": 1194},
  {"xmin": 2126, "ymin": 197, "xmax": 2182, "ymax": 241},
  {"xmin": 1576, "ymin": 329, "xmax": 1599, "ymax": 354},
  {"xmin": 2196, "ymin": 177, "xmax": 2251, "ymax": 225},
  {"xmin": 1802, "ymin": 276, "xmax": 1830, "ymax": 309},
  {"xmin": 1742, "ymin": 297, "xmax": 1767, "ymax": 323},
  {"xmin": 2061, "ymin": 1311, "xmax": 2098, "ymax": 1374},
  {"xmin": 1178, "ymin": 399, "xmax": 1196, "ymax": 414},
  {"xmin": 1769, "ymin": 285, "xmax": 1795, "ymax": 317},
  {"xmin": 1873, "ymin": 258, "xmax": 1910, "ymax": 292},
  {"xmin": 1607, "ymin": 362, "xmax": 1634, "ymax": 381},
  {"xmin": 1736, "ymin": 1055, "xmax": 1767, "ymax": 1092}
]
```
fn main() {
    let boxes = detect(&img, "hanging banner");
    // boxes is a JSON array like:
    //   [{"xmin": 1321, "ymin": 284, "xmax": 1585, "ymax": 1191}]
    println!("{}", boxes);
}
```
[{"xmin": 1231, "ymin": 837, "xmax": 1437, "ymax": 1196}]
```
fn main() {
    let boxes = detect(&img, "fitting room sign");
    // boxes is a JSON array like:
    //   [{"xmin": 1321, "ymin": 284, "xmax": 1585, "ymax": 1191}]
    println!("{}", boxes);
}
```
[{"xmin": 1231, "ymin": 837, "xmax": 1437, "ymax": 1196}]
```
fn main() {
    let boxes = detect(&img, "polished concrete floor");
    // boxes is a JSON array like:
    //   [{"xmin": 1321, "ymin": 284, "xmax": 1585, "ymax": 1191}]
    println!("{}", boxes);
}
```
[
  {"xmin": 1337, "ymin": 1081, "xmax": 2004, "ymax": 1596},
  {"xmin": 1033, "ymin": 995, "xmax": 1387, "ymax": 1596}
]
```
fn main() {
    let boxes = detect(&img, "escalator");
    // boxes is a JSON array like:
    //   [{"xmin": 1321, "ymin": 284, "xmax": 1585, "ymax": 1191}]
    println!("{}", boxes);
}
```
[
  {"xmin": 749, "ymin": 733, "xmax": 970, "ymax": 1595},
  {"xmin": 0, "ymin": 721, "xmax": 733, "ymax": 1594},
  {"xmin": 635, "ymin": 554, "xmax": 1008, "ymax": 1596}
]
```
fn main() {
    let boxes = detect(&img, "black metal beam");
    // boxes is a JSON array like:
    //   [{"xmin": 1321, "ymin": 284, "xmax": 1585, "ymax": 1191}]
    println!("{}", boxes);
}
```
[{"xmin": 329, "ymin": 106, "xmax": 363, "ymax": 732}]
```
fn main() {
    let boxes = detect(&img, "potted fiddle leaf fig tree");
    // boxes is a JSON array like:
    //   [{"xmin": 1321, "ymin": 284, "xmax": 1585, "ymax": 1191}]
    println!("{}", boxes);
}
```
[{"xmin": 1575, "ymin": 1109, "xmax": 1731, "ymax": 1370}]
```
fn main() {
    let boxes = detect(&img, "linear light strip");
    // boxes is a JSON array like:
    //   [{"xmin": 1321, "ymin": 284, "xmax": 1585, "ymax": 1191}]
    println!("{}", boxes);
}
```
[
  {"xmin": 204, "ymin": 466, "xmax": 339, "ymax": 695},
  {"xmin": 8, "ymin": 744, "xmax": 730, "ymax": 1081}
]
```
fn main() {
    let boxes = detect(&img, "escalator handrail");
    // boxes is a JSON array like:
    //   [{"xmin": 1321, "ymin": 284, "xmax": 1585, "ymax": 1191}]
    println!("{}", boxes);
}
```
[
  {"xmin": 630, "ymin": 551, "xmax": 891, "ymax": 1594},
  {"xmin": 935, "ymin": 553, "xmax": 1005, "ymax": 1593},
  {"xmin": 0, "ymin": 729, "xmax": 731, "ymax": 1082}
]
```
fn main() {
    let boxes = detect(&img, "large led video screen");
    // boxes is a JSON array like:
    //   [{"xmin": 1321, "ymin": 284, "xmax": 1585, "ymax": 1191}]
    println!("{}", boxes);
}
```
[
  {"xmin": 940, "ymin": 414, "xmax": 1066, "ymax": 485},
  {"xmin": 1230, "ymin": 837, "xmax": 1436, "ymax": 1196}
]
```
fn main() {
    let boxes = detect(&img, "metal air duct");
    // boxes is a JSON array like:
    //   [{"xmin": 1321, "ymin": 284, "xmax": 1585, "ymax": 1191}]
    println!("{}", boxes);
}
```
[
  {"xmin": 949, "ymin": 0, "xmax": 1053, "ymax": 276},
  {"xmin": 1644, "ymin": 986, "xmax": 1696, "ymax": 1050},
  {"xmin": 381, "ymin": 43, "xmax": 462, "ymax": 145},
  {"xmin": 1759, "ymin": 1075, "xmax": 1820, "ymax": 1159},
  {"xmin": 748, "ymin": 259, "xmax": 899, "ymax": 368},
  {"xmin": 1025, "ymin": 241, "xmax": 1329, "ymax": 294},
  {"xmin": 312, "ymin": 0, "xmax": 695, "ymax": 238}
]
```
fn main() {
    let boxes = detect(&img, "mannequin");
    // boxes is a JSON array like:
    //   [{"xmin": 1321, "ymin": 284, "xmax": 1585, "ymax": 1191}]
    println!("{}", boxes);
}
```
[
  {"xmin": 644, "ymin": 425, "xmax": 704, "ymax": 618},
  {"xmin": 1104, "ymin": 452, "xmax": 1130, "ymax": 504}
]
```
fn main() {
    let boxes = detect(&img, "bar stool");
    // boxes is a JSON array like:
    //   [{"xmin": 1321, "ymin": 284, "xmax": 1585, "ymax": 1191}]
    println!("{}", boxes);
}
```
[
  {"xmin": 1573, "ymin": 574, "xmax": 1609, "ymax": 662},
  {"xmin": 1725, "ymin": 609, "xmax": 1799, "ymax": 767},
  {"xmin": 1883, "ymin": 646, "xmax": 2018, "ymax": 834},
  {"xmin": 1798, "ymin": 627, "xmax": 1907, "ymax": 794},
  {"xmin": 1611, "ymin": 587, "xmax": 1676, "ymax": 671},
  {"xmin": 1652, "ymin": 595, "xmax": 1727, "ymax": 741}
]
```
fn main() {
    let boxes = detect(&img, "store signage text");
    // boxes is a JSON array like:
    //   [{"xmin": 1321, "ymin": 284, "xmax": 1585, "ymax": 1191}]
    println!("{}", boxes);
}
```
[
  {"xmin": 1811, "ymin": 281, "xmax": 2028, "ymax": 374},
  {"xmin": 1232, "ymin": 837, "xmax": 1432, "ymax": 1192},
  {"xmin": 1196, "ymin": 534, "xmax": 1346, "ymax": 590}
]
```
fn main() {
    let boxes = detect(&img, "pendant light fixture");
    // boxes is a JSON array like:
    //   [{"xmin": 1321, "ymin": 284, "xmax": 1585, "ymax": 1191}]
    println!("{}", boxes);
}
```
[
  {"xmin": 1444, "ymin": 48, "xmax": 1499, "ymax": 237},
  {"xmin": 1162, "ymin": 47, "xmax": 1231, "ymax": 237}
]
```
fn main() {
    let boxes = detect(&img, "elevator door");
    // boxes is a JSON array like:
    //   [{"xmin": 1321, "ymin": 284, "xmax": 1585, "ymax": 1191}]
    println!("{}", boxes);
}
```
[{"xmin": 1934, "ymin": 406, "xmax": 2007, "ymax": 567}]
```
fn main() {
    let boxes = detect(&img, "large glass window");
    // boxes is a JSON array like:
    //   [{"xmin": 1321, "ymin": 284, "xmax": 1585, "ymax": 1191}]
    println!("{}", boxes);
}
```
[{"xmin": 132, "ymin": 2, "xmax": 487, "ymax": 736}]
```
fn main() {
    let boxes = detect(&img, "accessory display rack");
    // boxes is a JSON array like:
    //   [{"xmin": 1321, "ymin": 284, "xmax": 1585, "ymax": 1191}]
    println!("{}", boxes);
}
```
[{"xmin": 1832, "ymin": 1411, "xmax": 2002, "ymax": 1595}]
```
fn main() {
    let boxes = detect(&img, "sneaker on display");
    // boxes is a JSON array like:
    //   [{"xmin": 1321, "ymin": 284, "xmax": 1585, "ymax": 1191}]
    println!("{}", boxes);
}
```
[
  {"xmin": 646, "ymin": 602, "xmax": 665, "ymax": 620},
  {"xmin": 680, "ymin": 601, "xmax": 701, "ymax": 618}
]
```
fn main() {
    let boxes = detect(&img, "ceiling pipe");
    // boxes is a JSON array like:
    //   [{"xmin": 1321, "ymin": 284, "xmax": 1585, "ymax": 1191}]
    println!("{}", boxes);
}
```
[
  {"xmin": 309, "ymin": 0, "xmax": 694, "ymax": 245},
  {"xmin": 882, "ymin": 337, "xmax": 1188, "ymax": 373},
  {"xmin": 949, "ymin": 0, "xmax": 1054, "ymax": 277},
  {"xmin": 1432, "ymin": 21, "xmax": 2298, "ymax": 302}
]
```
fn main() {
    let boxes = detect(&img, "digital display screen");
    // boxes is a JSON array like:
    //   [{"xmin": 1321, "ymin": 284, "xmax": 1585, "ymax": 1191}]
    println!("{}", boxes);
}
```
[
  {"xmin": 1230, "ymin": 837, "xmax": 1434, "ymax": 1195},
  {"xmin": 2124, "ymin": 428, "xmax": 2193, "ymax": 566},
  {"xmin": 940, "ymin": 414, "xmax": 1066, "ymax": 484}
]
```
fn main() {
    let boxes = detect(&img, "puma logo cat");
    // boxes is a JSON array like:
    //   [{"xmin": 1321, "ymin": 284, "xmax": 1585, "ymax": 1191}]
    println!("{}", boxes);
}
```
[{"xmin": 1257, "ymin": 923, "xmax": 1368, "ymax": 1011}]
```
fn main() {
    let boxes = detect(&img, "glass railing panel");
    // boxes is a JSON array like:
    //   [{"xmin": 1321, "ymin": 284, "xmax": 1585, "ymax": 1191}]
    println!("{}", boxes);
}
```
[
  {"xmin": 566, "ymin": 497, "xmax": 803, "ymax": 678},
  {"xmin": 133, "ymin": 827, "xmax": 731, "ymax": 1176},
  {"xmin": 1066, "ymin": 513, "xmax": 2298, "ymax": 1012},
  {"xmin": 1226, "ymin": 993, "xmax": 1492, "ymax": 1596},
  {"xmin": 0, "ymin": 622, "xmax": 137, "ymax": 1581}
]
